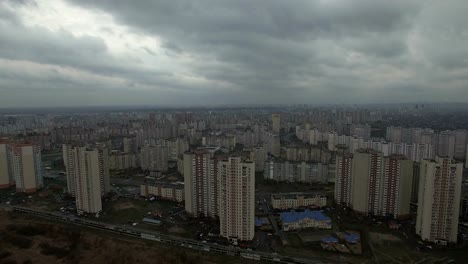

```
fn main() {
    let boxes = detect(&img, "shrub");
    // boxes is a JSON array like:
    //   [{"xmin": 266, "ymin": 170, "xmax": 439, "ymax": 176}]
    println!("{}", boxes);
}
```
[
  {"xmin": 0, "ymin": 251, "xmax": 12, "ymax": 260},
  {"xmin": 8, "ymin": 224, "xmax": 46, "ymax": 236},
  {"xmin": 0, "ymin": 259, "xmax": 17, "ymax": 264},
  {"xmin": 39, "ymin": 242, "xmax": 69, "ymax": 258},
  {"xmin": 1, "ymin": 232, "xmax": 33, "ymax": 249}
]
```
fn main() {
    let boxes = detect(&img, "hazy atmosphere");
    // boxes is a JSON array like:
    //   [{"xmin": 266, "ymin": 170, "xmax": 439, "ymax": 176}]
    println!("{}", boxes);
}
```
[{"xmin": 1, "ymin": 0, "xmax": 467, "ymax": 107}]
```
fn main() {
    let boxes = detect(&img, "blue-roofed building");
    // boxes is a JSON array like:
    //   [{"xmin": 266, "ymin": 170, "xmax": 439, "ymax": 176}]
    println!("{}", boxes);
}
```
[
  {"xmin": 321, "ymin": 236, "xmax": 339, "ymax": 244},
  {"xmin": 344, "ymin": 232, "xmax": 360, "ymax": 244},
  {"xmin": 255, "ymin": 217, "xmax": 268, "ymax": 227},
  {"xmin": 279, "ymin": 210, "xmax": 332, "ymax": 231}
]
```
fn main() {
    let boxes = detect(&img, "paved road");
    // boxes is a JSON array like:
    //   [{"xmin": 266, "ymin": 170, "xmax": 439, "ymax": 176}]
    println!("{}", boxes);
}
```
[
  {"xmin": 257, "ymin": 192, "xmax": 289, "ymax": 245},
  {"xmin": 1, "ymin": 205, "xmax": 335, "ymax": 264}
]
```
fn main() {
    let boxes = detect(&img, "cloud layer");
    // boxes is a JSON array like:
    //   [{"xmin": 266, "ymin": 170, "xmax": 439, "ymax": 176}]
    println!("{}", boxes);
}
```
[{"xmin": 1, "ymin": 0, "xmax": 467, "ymax": 107}]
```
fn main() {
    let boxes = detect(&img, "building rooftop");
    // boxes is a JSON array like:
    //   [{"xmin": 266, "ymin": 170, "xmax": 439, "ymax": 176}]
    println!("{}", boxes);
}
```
[
  {"xmin": 142, "ymin": 218, "xmax": 162, "ymax": 225},
  {"xmin": 344, "ymin": 232, "xmax": 360, "ymax": 244},
  {"xmin": 255, "ymin": 218, "xmax": 268, "ymax": 227},
  {"xmin": 280, "ymin": 210, "xmax": 331, "ymax": 224},
  {"xmin": 142, "ymin": 182, "xmax": 184, "ymax": 189},
  {"xmin": 271, "ymin": 192, "xmax": 326, "ymax": 200},
  {"xmin": 321, "ymin": 236, "xmax": 339, "ymax": 244}
]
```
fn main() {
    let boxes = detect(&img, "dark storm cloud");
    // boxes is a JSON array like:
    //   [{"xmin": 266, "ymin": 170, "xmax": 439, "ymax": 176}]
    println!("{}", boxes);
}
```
[
  {"xmin": 62, "ymin": 0, "xmax": 426, "ymax": 97},
  {"xmin": 0, "ymin": 0, "xmax": 467, "ymax": 107}
]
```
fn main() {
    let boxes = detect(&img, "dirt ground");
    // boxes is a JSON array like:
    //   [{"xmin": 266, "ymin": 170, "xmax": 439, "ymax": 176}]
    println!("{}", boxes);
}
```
[
  {"xmin": 113, "ymin": 201, "xmax": 137, "ymax": 211},
  {"xmin": 369, "ymin": 232, "xmax": 402, "ymax": 245},
  {"xmin": 0, "ymin": 211, "xmax": 246, "ymax": 264},
  {"xmin": 168, "ymin": 226, "xmax": 186, "ymax": 234}
]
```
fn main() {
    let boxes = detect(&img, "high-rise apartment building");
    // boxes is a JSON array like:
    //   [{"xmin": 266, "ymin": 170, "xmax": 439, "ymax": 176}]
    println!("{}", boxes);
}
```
[
  {"xmin": 350, "ymin": 124, "xmax": 371, "ymax": 140},
  {"xmin": 466, "ymin": 144, "xmax": 468, "ymax": 169},
  {"xmin": 411, "ymin": 162, "xmax": 421, "ymax": 203},
  {"xmin": 218, "ymin": 157, "xmax": 255, "ymax": 241},
  {"xmin": 386, "ymin": 126, "xmax": 402, "ymax": 143},
  {"xmin": 0, "ymin": 142, "xmax": 10, "ymax": 188},
  {"xmin": 272, "ymin": 113, "xmax": 280, "ymax": 134},
  {"xmin": 63, "ymin": 145, "xmax": 110, "ymax": 214},
  {"xmin": 183, "ymin": 150, "xmax": 219, "ymax": 217},
  {"xmin": 381, "ymin": 156, "xmax": 413, "ymax": 218},
  {"xmin": 123, "ymin": 137, "xmax": 137, "ymax": 153},
  {"xmin": 416, "ymin": 157, "xmax": 463, "ymax": 244},
  {"xmin": 351, "ymin": 151, "xmax": 384, "ymax": 215},
  {"xmin": 261, "ymin": 131, "xmax": 280, "ymax": 157},
  {"xmin": 140, "ymin": 144, "xmax": 169, "ymax": 172},
  {"xmin": 335, "ymin": 153, "xmax": 353, "ymax": 207},
  {"xmin": 8, "ymin": 143, "xmax": 43, "ymax": 193},
  {"xmin": 437, "ymin": 131, "xmax": 455, "ymax": 158},
  {"xmin": 335, "ymin": 150, "xmax": 413, "ymax": 218},
  {"xmin": 247, "ymin": 145, "xmax": 266, "ymax": 172},
  {"xmin": 109, "ymin": 153, "xmax": 138, "ymax": 170},
  {"xmin": 453, "ymin": 130, "xmax": 467, "ymax": 161}
]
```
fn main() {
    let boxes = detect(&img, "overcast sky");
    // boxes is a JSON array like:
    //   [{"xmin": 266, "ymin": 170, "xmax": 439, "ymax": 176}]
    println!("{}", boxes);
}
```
[{"xmin": 0, "ymin": 0, "xmax": 467, "ymax": 107}]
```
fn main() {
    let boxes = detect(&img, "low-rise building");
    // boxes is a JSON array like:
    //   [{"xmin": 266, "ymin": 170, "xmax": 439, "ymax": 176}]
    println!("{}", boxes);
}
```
[
  {"xmin": 271, "ymin": 192, "xmax": 327, "ymax": 210},
  {"xmin": 280, "ymin": 210, "xmax": 332, "ymax": 231},
  {"xmin": 264, "ymin": 160, "xmax": 329, "ymax": 183},
  {"xmin": 140, "ymin": 182, "xmax": 184, "ymax": 202}
]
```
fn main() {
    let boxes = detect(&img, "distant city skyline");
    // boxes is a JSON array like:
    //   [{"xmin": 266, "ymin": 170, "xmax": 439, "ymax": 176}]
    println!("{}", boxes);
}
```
[{"xmin": 1, "ymin": 0, "xmax": 468, "ymax": 107}]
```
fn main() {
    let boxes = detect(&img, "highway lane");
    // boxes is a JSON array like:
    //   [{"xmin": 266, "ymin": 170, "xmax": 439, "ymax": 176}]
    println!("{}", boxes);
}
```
[{"xmin": 1, "ymin": 205, "xmax": 333, "ymax": 264}]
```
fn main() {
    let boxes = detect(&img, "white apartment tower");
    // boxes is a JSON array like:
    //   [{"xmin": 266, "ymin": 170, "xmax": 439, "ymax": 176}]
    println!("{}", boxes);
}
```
[
  {"xmin": 7, "ymin": 143, "xmax": 43, "ymax": 193},
  {"xmin": 272, "ymin": 113, "xmax": 280, "ymax": 134},
  {"xmin": 416, "ymin": 157, "xmax": 463, "ymax": 243},
  {"xmin": 63, "ymin": 145, "xmax": 110, "ymax": 214},
  {"xmin": 335, "ymin": 150, "xmax": 413, "ymax": 218},
  {"xmin": 218, "ymin": 157, "xmax": 255, "ymax": 241}
]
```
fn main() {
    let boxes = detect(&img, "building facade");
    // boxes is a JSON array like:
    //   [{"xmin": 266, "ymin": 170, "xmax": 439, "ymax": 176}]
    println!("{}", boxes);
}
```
[
  {"xmin": 0, "ymin": 142, "xmax": 10, "ymax": 189},
  {"xmin": 335, "ymin": 150, "xmax": 414, "ymax": 218},
  {"xmin": 264, "ymin": 160, "xmax": 329, "ymax": 184},
  {"xmin": 183, "ymin": 150, "xmax": 218, "ymax": 217},
  {"xmin": 109, "ymin": 153, "xmax": 138, "ymax": 170},
  {"xmin": 140, "ymin": 144, "xmax": 169, "ymax": 172},
  {"xmin": 140, "ymin": 183, "xmax": 184, "ymax": 202},
  {"xmin": 272, "ymin": 113, "xmax": 280, "ymax": 134},
  {"xmin": 8, "ymin": 143, "xmax": 43, "ymax": 193},
  {"xmin": 247, "ymin": 145, "xmax": 266, "ymax": 172},
  {"xmin": 0, "ymin": 141, "xmax": 42, "ymax": 192},
  {"xmin": 416, "ymin": 157, "xmax": 463, "ymax": 243},
  {"xmin": 63, "ymin": 145, "xmax": 110, "ymax": 214},
  {"xmin": 271, "ymin": 193, "xmax": 327, "ymax": 210},
  {"xmin": 335, "ymin": 153, "xmax": 353, "ymax": 207},
  {"xmin": 280, "ymin": 210, "xmax": 332, "ymax": 231},
  {"xmin": 218, "ymin": 157, "xmax": 255, "ymax": 241}
]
